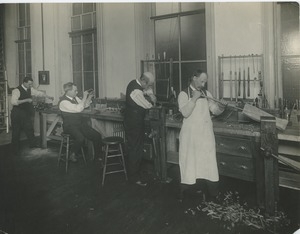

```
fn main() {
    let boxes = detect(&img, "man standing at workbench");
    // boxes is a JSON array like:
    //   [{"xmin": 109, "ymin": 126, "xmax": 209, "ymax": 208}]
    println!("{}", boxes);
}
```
[
  {"xmin": 178, "ymin": 69, "xmax": 226, "ymax": 201},
  {"xmin": 124, "ymin": 72, "xmax": 157, "ymax": 186},
  {"xmin": 11, "ymin": 77, "xmax": 53, "ymax": 154}
]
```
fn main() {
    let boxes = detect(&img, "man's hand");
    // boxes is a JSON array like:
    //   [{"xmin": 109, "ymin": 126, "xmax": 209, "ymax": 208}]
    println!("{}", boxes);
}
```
[
  {"xmin": 83, "ymin": 90, "xmax": 89, "ymax": 98},
  {"xmin": 149, "ymin": 94, "xmax": 157, "ymax": 105},
  {"xmin": 25, "ymin": 98, "xmax": 33, "ymax": 103},
  {"xmin": 87, "ymin": 91, "xmax": 94, "ymax": 99},
  {"xmin": 219, "ymin": 99, "xmax": 228, "ymax": 106}
]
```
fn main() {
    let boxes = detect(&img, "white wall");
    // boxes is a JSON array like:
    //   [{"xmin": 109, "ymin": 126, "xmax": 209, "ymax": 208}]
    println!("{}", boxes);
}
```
[
  {"xmin": 4, "ymin": 4, "xmax": 18, "ymax": 88},
  {"xmin": 31, "ymin": 3, "xmax": 72, "ymax": 104},
  {"xmin": 214, "ymin": 2, "xmax": 263, "ymax": 100}
]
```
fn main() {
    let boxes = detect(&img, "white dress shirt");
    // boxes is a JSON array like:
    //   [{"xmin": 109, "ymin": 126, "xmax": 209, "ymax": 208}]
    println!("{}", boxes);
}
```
[
  {"xmin": 59, "ymin": 95, "xmax": 90, "ymax": 113},
  {"xmin": 11, "ymin": 84, "xmax": 46, "ymax": 106},
  {"xmin": 130, "ymin": 79, "xmax": 153, "ymax": 109}
]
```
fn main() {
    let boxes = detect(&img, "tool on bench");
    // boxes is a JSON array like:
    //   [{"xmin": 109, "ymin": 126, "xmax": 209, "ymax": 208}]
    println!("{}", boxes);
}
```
[{"xmin": 200, "ymin": 93, "xmax": 288, "ymax": 130}]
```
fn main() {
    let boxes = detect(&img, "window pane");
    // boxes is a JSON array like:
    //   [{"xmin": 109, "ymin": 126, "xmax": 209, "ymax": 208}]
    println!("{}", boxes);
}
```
[
  {"xmin": 18, "ymin": 4, "xmax": 25, "ymax": 27},
  {"xmin": 83, "ymin": 42, "xmax": 93, "ymax": 71},
  {"xmin": 172, "ymin": 63, "xmax": 180, "ymax": 96},
  {"xmin": 94, "ymin": 34, "xmax": 98, "ymax": 71},
  {"xmin": 72, "ymin": 44, "xmax": 82, "ymax": 72},
  {"xmin": 72, "ymin": 36, "xmax": 81, "ymax": 45},
  {"xmin": 26, "ymin": 3, "xmax": 30, "ymax": 26},
  {"xmin": 181, "ymin": 14, "xmax": 206, "ymax": 60},
  {"xmin": 26, "ymin": 42, "xmax": 31, "ymax": 74},
  {"xmin": 18, "ymin": 28, "xmax": 24, "ymax": 40},
  {"xmin": 71, "ymin": 16, "xmax": 81, "ymax": 31},
  {"xmin": 83, "ymin": 34, "xmax": 92, "ymax": 43},
  {"xmin": 73, "ymin": 3, "xmax": 82, "ymax": 16},
  {"xmin": 155, "ymin": 3, "xmax": 179, "ymax": 15},
  {"xmin": 95, "ymin": 71, "xmax": 99, "ymax": 97},
  {"xmin": 84, "ymin": 72, "xmax": 94, "ymax": 91},
  {"xmin": 82, "ymin": 14, "xmax": 93, "ymax": 29},
  {"xmin": 281, "ymin": 3, "xmax": 300, "ymax": 55},
  {"xmin": 26, "ymin": 27, "xmax": 31, "ymax": 39},
  {"xmin": 181, "ymin": 62, "xmax": 207, "ymax": 90},
  {"xmin": 18, "ymin": 47, "xmax": 25, "ymax": 75},
  {"xmin": 73, "ymin": 72, "xmax": 83, "ymax": 95},
  {"xmin": 181, "ymin": 2, "xmax": 205, "ymax": 12},
  {"xmin": 155, "ymin": 18, "xmax": 179, "ymax": 61},
  {"xmin": 83, "ymin": 3, "xmax": 94, "ymax": 13},
  {"xmin": 282, "ymin": 57, "xmax": 300, "ymax": 100}
]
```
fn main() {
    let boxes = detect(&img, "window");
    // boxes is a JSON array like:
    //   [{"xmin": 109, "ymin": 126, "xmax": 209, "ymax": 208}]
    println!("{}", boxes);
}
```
[
  {"xmin": 278, "ymin": 3, "xmax": 300, "ymax": 101},
  {"xmin": 70, "ymin": 3, "xmax": 98, "ymax": 97},
  {"xmin": 152, "ymin": 3, "xmax": 206, "ymax": 95},
  {"xmin": 16, "ymin": 3, "xmax": 31, "ymax": 83}
]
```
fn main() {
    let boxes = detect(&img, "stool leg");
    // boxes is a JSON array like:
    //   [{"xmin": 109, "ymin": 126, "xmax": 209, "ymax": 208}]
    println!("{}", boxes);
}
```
[
  {"xmin": 81, "ymin": 147, "xmax": 87, "ymax": 165},
  {"xmin": 119, "ymin": 143, "xmax": 128, "ymax": 181},
  {"xmin": 65, "ymin": 137, "xmax": 70, "ymax": 173},
  {"xmin": 102, "ymin": 145, "xmax": 109, "ymax": 186},
  {"xmin": 58, "ymin": 136, "xmax": 64, "ymax": 167}
]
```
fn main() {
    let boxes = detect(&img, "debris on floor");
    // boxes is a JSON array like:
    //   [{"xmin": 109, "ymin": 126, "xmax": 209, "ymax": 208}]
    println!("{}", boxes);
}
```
[{"xmin": 185, "ymin": 191, "xmax": 290, "ymax": 233}]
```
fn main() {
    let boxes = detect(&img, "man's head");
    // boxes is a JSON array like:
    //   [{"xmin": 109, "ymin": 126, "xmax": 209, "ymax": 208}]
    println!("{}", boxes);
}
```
[
  {"xmin": 23, "ymin": 77, "xmax": 34, "ymax": 89},
  {"xmin": 190, "ymin": 69, "xmax": 207, "ymax": 91},
  {"xmin": 139, "ymin": 72, "xmax": 155, "ymax": 90},
  {"xmin": 63, "ymin": 82, "xmax": 78, "ymax": 98}
]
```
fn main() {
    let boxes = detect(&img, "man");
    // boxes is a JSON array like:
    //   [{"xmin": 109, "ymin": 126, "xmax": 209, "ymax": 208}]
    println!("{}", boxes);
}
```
[
  {"xmin": 59, "ymin": 82, "xmax": 102, "ymax": 162},
  {"xmin": 11, "ymin": 77, "xmax": 53, "ymax": 153},
  {"xmin": 124, "ymin": 72, "xmax": 157, "ymax": 186},
  {"xmin": 177, "ymin": 69, "xmax": 226, "ymax": 201}
]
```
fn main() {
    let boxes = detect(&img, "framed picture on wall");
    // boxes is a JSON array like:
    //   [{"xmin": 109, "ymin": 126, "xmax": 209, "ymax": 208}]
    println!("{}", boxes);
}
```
[{"xmin": 38, "ymin": 71, "xmax": 50, "ymax": 85}]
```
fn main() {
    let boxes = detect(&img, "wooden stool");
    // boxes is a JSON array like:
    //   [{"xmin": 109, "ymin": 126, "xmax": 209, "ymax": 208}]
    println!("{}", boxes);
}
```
[
  {"xmin": 58, "ymin": 133, "xmax": 86, "ymax": 173},
  {"xmin": 102, "ymin": 136, "xmax": 128, "ymax": 186}
]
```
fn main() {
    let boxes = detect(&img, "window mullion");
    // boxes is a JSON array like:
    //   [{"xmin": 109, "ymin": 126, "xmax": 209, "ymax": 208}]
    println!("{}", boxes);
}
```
[
  {"xmin": 92, "ymin": 33, "xmax": 96, "ymax": 95},
  {"xmin": 81, "ymin": 35, "xmax": 84, "ymax": 92},
  {"xmin": 178, "ymin": 15, "xmax": 182, "ymax": 91}
]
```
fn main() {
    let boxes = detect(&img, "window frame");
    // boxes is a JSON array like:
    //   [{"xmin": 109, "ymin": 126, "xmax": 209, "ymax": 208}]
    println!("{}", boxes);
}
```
[
  {"xmin": 15, "ymin": 3, "xmax": 31, "ymax": 83},
  {"xmin": 151, "ymin": 5, "xmax": 207, "ymax": 92},
  {"xmin": 69, "ymin": 3, "xmax": 98, "ymax": 97}
]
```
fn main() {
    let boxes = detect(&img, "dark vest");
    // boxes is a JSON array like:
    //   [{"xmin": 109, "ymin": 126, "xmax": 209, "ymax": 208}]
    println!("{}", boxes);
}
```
[
  {"xmin": 124, "ymin": 80, "xmax": 146, "ymax": 126},
  {"xmin": 12, "ymin": 85, "xmax": 33, "ymax": 113},
  {"xmin": 182, "ymin": 86, "xmax": 207, "ymax": 99},
  {"xmin": 59, "ymin": 95, "xmax": 83, "ymax": 129}
]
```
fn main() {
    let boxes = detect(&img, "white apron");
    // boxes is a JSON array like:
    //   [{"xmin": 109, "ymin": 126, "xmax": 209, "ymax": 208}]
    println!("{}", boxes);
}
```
[{"xmin": 179, "ymin": 92, "xmax": 219, "ymax": 185}]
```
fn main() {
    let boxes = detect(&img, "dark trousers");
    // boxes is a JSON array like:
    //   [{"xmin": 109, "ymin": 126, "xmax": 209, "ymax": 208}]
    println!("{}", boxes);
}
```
[
  {"xmin": 11, "ymin": 108, "xmax": 36, "ymax": 151},
  {"xmin": 124, "ymin": 123, "xmax": 145, "ymax": 177},
  {"xmin": 64, "ymin": 122, "xmax": 102, "ymax": 157}
]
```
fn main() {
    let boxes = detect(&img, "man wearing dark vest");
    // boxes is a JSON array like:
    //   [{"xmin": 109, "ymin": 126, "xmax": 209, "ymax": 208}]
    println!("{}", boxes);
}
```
[
  {"xmin": 11, "ymin": 77, "xmax": 53, "ymax": 153},
  {"xmin": 59, "ymin": 82, "xmax": 102, "ymax": 162},
  {"xmin": 124, "ymin": 72, "xmax": 156, "ymax": 186}
]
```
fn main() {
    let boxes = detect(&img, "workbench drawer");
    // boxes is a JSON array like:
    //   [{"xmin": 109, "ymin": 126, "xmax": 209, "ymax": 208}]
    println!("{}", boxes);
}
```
[
  {"xmin": 215, "ymin": 135, "xmax": 253, "ymax": 158},
  {"xmin": 217, "ymin": 154, "xmax": 254, "ymax": 181}
]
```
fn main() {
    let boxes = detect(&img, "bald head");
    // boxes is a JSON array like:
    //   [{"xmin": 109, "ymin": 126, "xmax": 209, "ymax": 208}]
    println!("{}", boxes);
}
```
[{"xmin": 139, "ymin": 72, "xmax": 155, "ymax": 89}]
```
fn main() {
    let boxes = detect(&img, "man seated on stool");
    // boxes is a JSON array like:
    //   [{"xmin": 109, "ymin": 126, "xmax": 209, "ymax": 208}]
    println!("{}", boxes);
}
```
[{"xmin": 59, "ymin": 82, "xmax": 102, "ymax": 162}]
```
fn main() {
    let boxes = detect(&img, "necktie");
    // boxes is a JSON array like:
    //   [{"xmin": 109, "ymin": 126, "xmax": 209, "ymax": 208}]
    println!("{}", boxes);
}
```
[{"xmin": 73, "ymin": 98, "xmax": 78, "ymax": 104}]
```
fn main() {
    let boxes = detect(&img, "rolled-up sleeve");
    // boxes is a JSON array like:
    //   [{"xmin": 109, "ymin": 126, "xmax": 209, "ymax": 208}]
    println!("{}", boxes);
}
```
[
  {"xmin": 59, "ymin": 99, "xmax": 85, "ymax": 113},
  {"xmin": 130, "ymin": 89, "xmax": 152, "ymax": 109},
  {"xmin": 11, "ymin": 89, "xmax": 20, "ymax": 106},
  {"xmin": 178, "ymin": 91, "xmax": 196, "ymax": 118}
]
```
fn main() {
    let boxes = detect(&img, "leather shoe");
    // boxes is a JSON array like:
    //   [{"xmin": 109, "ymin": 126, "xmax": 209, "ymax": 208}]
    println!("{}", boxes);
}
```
[
  {"xmin": 69, "ymin": 153, "xmax": 78, "ymax": 163},
  {"xmin": 135, "ymin": 180, "xmax": 147, "ymax": 187}
]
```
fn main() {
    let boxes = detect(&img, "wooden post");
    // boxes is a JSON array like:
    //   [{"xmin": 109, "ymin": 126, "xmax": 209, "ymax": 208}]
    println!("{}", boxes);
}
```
[
  {"xmin": 39, "ymin": 112, "xmax": 47, "ymax": 149},
  {"xmin": 260, "ymin": 116, "xmax": 279, "ymax": 215}
]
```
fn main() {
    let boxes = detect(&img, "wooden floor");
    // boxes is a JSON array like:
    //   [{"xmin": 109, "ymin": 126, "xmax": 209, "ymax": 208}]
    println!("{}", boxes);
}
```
[{"xmin": 0, "ymin": 139, "xmax": 299, "ymax": 234}]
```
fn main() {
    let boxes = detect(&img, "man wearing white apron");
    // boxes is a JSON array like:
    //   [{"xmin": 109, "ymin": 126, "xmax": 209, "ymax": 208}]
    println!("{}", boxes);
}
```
[{"xmin": 178, "ymin": 70, "xmax": 226, "ymax": 201}]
